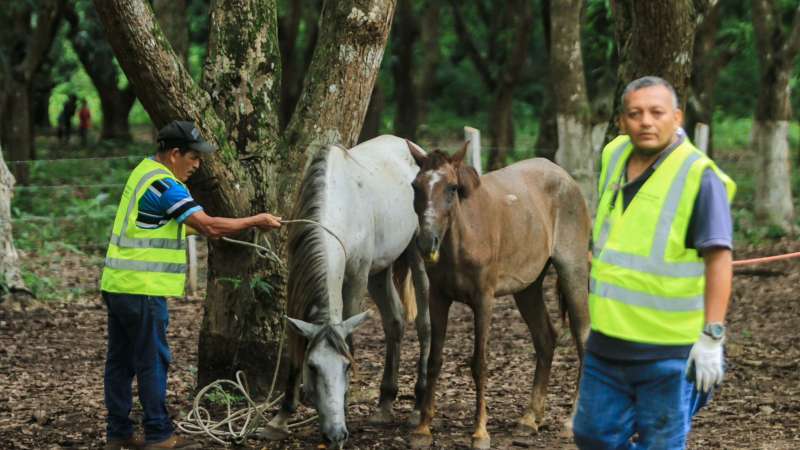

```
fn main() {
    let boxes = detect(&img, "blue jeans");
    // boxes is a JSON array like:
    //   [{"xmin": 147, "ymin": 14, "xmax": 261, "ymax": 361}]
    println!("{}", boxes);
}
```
[
  {"xmin": 103, "ymin": 292, "xmax": 173, "ymax": 443},
  {"xmin": 573, "ymin": 352, "xmax": 710, "ymax": 450}
]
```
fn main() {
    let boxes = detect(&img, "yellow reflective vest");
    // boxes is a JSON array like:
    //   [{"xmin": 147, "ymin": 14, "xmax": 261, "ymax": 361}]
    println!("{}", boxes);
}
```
[
  {"xmin": 100, "ymin": 158, "xmax": 187, "ymax": 297},
  {"xmin": 590, "ymin": 136, "xmax": 736, "ymax": 345}
]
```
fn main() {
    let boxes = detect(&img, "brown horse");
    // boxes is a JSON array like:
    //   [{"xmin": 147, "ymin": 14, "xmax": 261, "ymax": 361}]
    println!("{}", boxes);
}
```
[{"xmin": 406, "ymin": 142, "xmax": 591, "ymax": 449}]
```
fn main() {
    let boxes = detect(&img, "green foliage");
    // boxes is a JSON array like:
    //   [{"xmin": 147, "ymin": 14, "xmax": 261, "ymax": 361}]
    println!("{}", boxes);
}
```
[{"xmin": 205, "ymin": 386, "xmax": 245, "ymax": 407}]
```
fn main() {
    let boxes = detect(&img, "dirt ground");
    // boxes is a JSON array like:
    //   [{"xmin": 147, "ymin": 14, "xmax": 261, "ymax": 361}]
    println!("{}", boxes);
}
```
[{"xmin": 1, "ymin": 240, "xmax": 799, "ymax": 449}]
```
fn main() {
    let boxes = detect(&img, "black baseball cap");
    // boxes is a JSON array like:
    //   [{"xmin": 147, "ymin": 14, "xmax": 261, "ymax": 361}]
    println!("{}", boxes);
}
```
[{"xmin": 157, "ymin": 120, "xmax": 216, "ymax": 154}]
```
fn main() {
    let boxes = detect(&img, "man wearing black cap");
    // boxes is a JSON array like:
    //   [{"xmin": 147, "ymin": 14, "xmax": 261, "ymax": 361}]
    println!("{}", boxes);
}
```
[{"xmin": 100, "ymin": 120, "xmax": 281, "ymax": 449}]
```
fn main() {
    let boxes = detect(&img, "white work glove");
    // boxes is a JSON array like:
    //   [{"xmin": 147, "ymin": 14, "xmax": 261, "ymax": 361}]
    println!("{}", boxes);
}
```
[{"xmin": 686, "ymin": 333, "xmax": 724, "ymax": 393}]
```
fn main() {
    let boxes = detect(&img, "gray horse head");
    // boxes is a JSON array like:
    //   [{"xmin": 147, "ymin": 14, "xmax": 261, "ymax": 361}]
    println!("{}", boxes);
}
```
[{"xmin": 286, "ymin": 311, "xmax": 370, "ymax": 449}]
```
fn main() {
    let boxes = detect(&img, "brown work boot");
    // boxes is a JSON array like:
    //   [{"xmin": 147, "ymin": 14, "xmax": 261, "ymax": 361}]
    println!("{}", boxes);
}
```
[
  {"xmin": 105, "ymin": 434, "xmax": 145, "ymax": 449},
  {"xmin": 142, "ymin": 434, "xmax": 202, "ymax": 449}
]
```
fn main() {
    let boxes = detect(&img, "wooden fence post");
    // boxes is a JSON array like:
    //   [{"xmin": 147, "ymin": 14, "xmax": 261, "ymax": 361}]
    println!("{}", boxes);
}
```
[
  {"xmin": 694, "ymin": 123, "xmax": 709, "ymax": 154},
  {"xmin": 464, "ymin": 126, "xmax": 482, "ymax": 175}
]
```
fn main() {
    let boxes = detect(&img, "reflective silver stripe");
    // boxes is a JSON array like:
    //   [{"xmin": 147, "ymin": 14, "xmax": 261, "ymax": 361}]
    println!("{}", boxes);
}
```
[
  {"xmin": 651, "ymin": 152, "xmax": 702, "ymax": 260},
  {"xmin": 105, "ymin": 257, "xmax": 186, "ymax": 274},
  {"xmin": 166, "ymin": 197, "xmax": 192, "ymax": 215},
  {"xmin": 119, "ymin": 168, "xmax": 172, "ymax": 238},
  {"xmin": 590, "ymin": 278, "xmax": 703, "ymax": 312},
  {"xmin": 600, "ymin": 248, "xmax": 705, "ymax": 277},
  {"xmin": 600, "ymin": 140, "xmax": 631, "ymax": 195},
  {"xmin": 110, "ymin": 234, "xmax": 184, "ymax": 250},
  {"xmin": 596, "ymin": 151, "xmax": 704, "ymax": 278}
]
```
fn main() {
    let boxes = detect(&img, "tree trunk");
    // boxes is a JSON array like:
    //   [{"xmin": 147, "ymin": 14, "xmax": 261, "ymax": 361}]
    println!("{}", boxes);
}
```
[
  {"xmin": 0, "ymin": 0, "xmax": 65, "ymax": 184},
  {"xmin": 487, "ymin": 88, "xmax": 515, "ymax": 169},
  {"xmin": 359, "ymin": 82, "xmax": 384, "ymax": 142},
  {"xmin": 550, "ymin": 0, "xmax": 596, "ymax": 212},
  {"xmin": 278, "ymin": 0, "xmax": 320, "ymax": 129},
  {"xmin": 416, "ymin": 1, "xmax": 441, "ymax": 127},
  {"xmin": 607, "ymin": 0, "xmax": 701, "ymax": 139},
  {"xmin": 751, "ymin": 1, "xmax": 800, "ymax": 231},
  {"xmin": 0, "ymin": 147, "xmax": 32, "ymax": 308},
  {"xmin": 94, "ymin": 0, "xmax": 396, "ymax": 392},
  {"xmin": 154, "ymin": 0, "xmax": 189, "ymax": 65},
  {"xmin": 687, "ymin": 2, "xmax": 724, "ymax": 156},
  {"xmin": 64, "ymin": 3, "xmax": 135, "ymax": 141},
  {"xmin": 393, "ymin": 0, "xmax": 419, "ymax": 140}
]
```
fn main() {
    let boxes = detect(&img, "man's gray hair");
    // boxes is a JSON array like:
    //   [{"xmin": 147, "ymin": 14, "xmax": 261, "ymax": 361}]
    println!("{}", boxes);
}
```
[{"xmin": 622, "ymin": 76, "xmax": 679, "ymax": 109}]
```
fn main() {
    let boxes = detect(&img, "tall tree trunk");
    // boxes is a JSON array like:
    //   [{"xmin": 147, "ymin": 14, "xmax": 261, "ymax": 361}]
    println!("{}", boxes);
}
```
[
  {"xmin": 359, "ymin": 82, "xmax": 384, "ymax": 142},
  {"xmin": 550, "ymin": 0, "xmax": 596, "ymax": 212},
  {"xmin": 416, "ymin": 1, "xmax": 441, "ymax": 127},
  {"xmin": 751, "ymin": 1, "xmax": 800, "ymax": 231},
  {"xmin": 0, "ymin": 147, "xmax": 31, "ymax": 308},
  {"xmin": 154, "ymin": 0, "xmax": 189, "ymax": 64},
  {"xmin": 535, "ymin": 0, "xmax": 558, "ymax": 161},
  {"xmin": 278, "ymin": 0, "xmax": 320, "ymax": 129},
  {"xmin": 451, "ymin": 0, "xmax": 533, "ymax": 170},
  {"xmin": 607, "ymin": 0, "xmax": 702, "ymax": 139},
  {"xmin": 64, "ymin": 3, "xmax": 136, "ymax": 141},
  {"xmin": 0, "ymin": 1, "xmax": 65, "ymax": 184},
  {"xmin": 393, "ymin": 0, "xmax": 419, "ymax": 140},
  {"xmin": 94, "ymin": 0, "xmax": 396, "ymax": 392},
  {"xmin": 687, "ymin": 2, "xmax": 737, "ymax": 158}
]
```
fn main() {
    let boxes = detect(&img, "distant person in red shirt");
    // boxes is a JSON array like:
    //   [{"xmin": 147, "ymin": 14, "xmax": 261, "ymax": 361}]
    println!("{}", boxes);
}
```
[{"xmin": 78, "ymin": 100, "xmax": 91, "ymax": 146}]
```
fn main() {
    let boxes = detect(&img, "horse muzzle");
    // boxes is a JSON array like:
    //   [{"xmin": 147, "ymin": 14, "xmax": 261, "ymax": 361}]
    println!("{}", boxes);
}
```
[{"xmin": 417, "ymin": 234, "xmax": 441, "ymax": 264}]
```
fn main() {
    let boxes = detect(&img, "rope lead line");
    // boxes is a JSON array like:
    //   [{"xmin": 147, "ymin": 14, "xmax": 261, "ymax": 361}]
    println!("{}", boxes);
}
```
[{"xmin": 178, "ymin": 218, "xmax": 345, "ymax": 445}]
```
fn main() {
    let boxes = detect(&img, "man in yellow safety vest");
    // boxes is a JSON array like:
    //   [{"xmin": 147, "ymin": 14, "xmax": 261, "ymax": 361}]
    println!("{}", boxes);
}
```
[
  {"xmin": 572, "ymin": 77, "xmax": 735, "ymax": 449},
  {"xmin": 100, "ymin": 120, "xmax": 281, "ymax": 449}
]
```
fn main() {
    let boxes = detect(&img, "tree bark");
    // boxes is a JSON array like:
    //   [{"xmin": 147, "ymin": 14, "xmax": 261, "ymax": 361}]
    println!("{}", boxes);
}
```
[
  {"xmin": 751, "ymin": 0, "xmax": 800, "ymax": 231},
  {"xmin": 278, "ymin": 0, "xmax": 320, "ymax": 128},
  {"xmin": 550, "ymin": 0, "xmax": 596, "ymax": 212},
  {"xmin": 0, "ymin": 1, "xmax": 65, "ymax": 184},
  {"xmin": 416, "ymin": 1, "xmax": 441, "ymax": 128},
  {"xmin": 607, "ymin": 0, "xmax": 702, "ymax": 139},
  {"xmin": 64, "ymin": 3, "xmax": 136, "ymax": 141},
  {"xmin": 94, "ymin": 0, "xmax": 396, "ymax": 392},
  {"xmin": 154, "ymin": 0, "xmax": 189, "ymax": 65},
  {"xmin": 0, "ymin": 146, "xmax": 31, "ymax": 307}
]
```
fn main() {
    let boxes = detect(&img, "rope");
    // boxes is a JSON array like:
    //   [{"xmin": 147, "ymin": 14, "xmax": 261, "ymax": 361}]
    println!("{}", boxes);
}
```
[
  {"xmin": 732, "ymin": 251, "xmax": 800, "ymax": 267},
  {"xmin": 4, "ymin": 154, "xmax": 144, "ymax": 166},
  {"xmin": 14, "ymin": 183, "xmax": 124, "ymax": 191},
  {"xmin": 177, "ymin": 218, "xmax": 346, "ymax": 445}
]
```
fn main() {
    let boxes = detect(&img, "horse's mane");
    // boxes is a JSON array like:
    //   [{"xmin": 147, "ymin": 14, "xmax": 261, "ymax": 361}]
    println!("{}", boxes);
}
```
[{"xmin": 287, "ymin": 146, "xmax": 335, "ymax": 324}]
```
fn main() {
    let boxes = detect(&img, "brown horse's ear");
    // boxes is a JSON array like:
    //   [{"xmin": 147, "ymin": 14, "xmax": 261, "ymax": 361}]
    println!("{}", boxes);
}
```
[
  {"xmin": 406, "ymin": 140, "xmax": 427, "ymax": 167},
  {"xmin": 451, "ymin": 140, "xmax": 470, "ymax": 164},
  {"xmin": 457, "ymin": 164, "xmax": 481, "ymax": 198}
]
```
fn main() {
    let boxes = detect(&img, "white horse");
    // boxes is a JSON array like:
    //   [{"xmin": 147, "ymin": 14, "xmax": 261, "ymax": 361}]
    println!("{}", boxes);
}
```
[{"xmin": 265, "ymin": 135, "xmax": 431, "ymax": 449}]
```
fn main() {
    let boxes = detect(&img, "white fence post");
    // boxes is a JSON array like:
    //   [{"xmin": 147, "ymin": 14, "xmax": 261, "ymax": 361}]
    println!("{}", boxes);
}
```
[
  {"xmin": 463, "ymin": 126, "xmax": 482, "ymax": 175},
  {"xmin": 187, "ymin": 235, "xmax": 198, "ymax": 296},
  {"xmin": 694, "ymin": 123, "xmax": 710, "ymax": 154}
]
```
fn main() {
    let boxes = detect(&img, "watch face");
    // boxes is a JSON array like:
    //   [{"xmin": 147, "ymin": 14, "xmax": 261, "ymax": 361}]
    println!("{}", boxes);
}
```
[{"xmin": 706, "ymin": 323, "xmax": 725, "ymax": 339}]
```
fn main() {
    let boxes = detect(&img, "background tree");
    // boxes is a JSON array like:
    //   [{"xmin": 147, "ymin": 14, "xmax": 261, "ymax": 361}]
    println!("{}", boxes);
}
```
[
  {"xmin": 549, "ymin": 0, "xmax": 596, "ymax": 210},
  {"xmin": 154, "ymin": 0, "xmax": 189, "ymax": 65},
  {"xmin": 0, "ymin": 148, "xmax": 31, "ymax": 309},
  {"xmin": 607, "ymin": 0, "xmax": 710, "ymax": 138},
  {"xmin": 64, "ymin": 1, "xmax": 137, "ymax": 141},
  {"xmin": 93, "ymin": 0, "xmax": 396, "ymax": 391},
  {"xmin": 451, "ymin": 0, "xmax": 534, "ymax": 170},
  {"xmin": 0, "ymin": 0, "xmax": 66, "ymax": 184},
  {"xmin": 751, "ymin": 0, "xmax": 800, "ymax": 231}
]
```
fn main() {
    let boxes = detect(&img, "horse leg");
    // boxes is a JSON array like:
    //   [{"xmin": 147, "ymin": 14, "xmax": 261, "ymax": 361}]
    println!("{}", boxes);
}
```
[
  {"xmin": 407, "ymin": 243, "xmax": 431, "ymax": 427},
  {"xmin": 469, "ymin": 293, "xmax": 495, "ymax": 450},
  {"xmin": 342, "ymin": 275, "xmax": 368, "ymax": 358},
  {"xmin": 410, "ymin": 292, "xmax": 452, "ymax": 448},
  {"xmin": 551, "ymin": 254, "xmax": 590, "ymax": 433},
  {"xmin": 366, "ymin": 267, "xmax": 405, "ymax": 424},
  {"xmin": 264, "ymin": 336, "xmax": 304, "ymax": 440},
  {"xmin": 512, "ymin": 274, "xmax": 557, "ymax": 434}
]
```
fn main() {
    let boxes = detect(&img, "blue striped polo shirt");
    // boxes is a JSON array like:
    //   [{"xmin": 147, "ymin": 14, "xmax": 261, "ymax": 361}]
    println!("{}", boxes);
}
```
[{"xmin": 136, "ymin": 171, "xmax": 202, "ymax": 229}]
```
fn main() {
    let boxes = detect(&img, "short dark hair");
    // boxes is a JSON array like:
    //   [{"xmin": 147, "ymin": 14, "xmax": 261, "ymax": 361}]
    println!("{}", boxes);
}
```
[{"xmin": 622, "ymin": 76, "xmax": 679, "ymax": 110}]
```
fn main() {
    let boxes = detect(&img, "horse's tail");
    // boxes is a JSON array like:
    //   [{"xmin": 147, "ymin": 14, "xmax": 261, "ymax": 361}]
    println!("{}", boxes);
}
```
[{"xmin": 392, "ymin": 255, "xmax": 417, "ymax": 323}]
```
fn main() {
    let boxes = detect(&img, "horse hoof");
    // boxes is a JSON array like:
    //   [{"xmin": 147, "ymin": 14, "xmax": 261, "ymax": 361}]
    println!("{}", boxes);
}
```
[
  {"xmin": 256, "ymin": 424, "xmax": 290, "ymax": 440},
  {"xmin": 406, "ymin": 409, "xmax": 421, "ymax": 427},
  {"xmin": 471, "ymin": 435, "xmax": 491, "ymax": 449},
  {"xmin": 409, "ymin": 431, "xmax": 433, "ymax": 448},
  {"xmin": 368, "ymin": 408, "xmax": 394, "ymax": 425},
  {"xmin": 516, "ymin": 414, "xmax": 540, "ymax": 434}
]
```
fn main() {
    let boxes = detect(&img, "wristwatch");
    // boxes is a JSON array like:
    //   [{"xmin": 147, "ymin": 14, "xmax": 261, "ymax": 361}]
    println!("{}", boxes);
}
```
[{"xmin": 703, "ymin": 322, "xmax": 726, "ymax": 340}]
